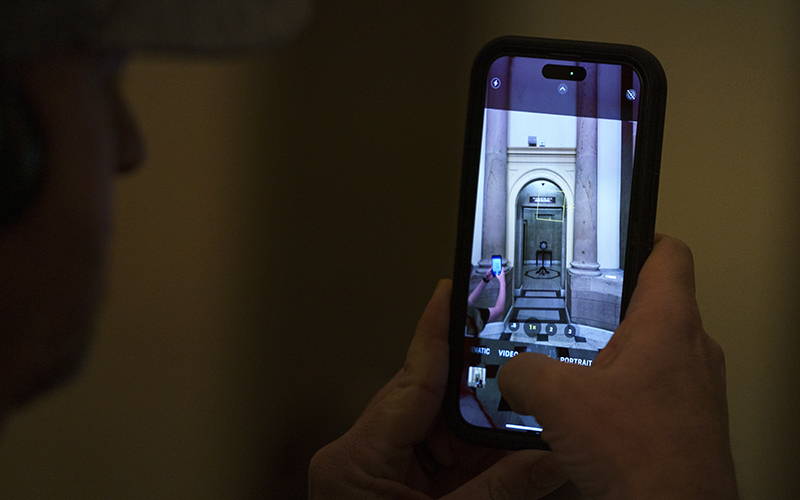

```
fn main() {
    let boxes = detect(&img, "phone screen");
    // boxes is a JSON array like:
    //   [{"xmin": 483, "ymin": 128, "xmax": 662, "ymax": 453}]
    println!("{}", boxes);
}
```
[
  {"xmin": 460, "ymin": 55, "xmax": 642, "ymax": 434},
  {"xmin": 491, "ymin": 255, "xmax": 502, "ymax": 276}
]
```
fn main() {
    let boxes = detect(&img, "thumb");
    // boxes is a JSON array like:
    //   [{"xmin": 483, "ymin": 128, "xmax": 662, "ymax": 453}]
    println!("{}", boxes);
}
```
[
  {"xmin": 352, "ymin": 279, "xmax": 452, "ymax": 448},
  {"xmin": 442, "ymin": 451, "xmax": 570, "ymax": 500},
  {"xmin": 497, "ymin": 352, "xmax": 578, "ymax": 419}
]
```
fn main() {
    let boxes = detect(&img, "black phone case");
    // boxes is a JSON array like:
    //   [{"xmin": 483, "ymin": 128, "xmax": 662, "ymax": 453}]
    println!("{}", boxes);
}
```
[{"xmin": 444, "ymin": 36, "xmax": 667, "ymax": 450}]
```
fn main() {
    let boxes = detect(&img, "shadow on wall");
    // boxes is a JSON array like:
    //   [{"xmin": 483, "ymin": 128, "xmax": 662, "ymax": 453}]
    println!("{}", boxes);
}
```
[{"xmin": 230, "ymin": 2, "xmax": 474, "ymax": 498}]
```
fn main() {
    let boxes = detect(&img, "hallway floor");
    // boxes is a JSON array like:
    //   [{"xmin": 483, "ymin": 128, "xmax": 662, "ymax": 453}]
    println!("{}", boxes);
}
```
[{"xmin": 478, "ymin": 264, "xmax": 612, "ymax": 351}]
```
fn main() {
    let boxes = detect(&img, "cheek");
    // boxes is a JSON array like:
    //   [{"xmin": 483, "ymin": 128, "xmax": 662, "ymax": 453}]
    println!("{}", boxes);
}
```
[
  {"xmin": 26, "ymin": 72, "xmax": 118, "ymax": 300},
  {"xmin": 0, "ymin": 53, "xmax": 122, "ymax": 406}
]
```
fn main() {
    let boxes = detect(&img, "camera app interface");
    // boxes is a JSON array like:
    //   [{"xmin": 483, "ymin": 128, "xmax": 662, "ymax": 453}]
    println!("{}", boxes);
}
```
[{"xmin": 461, "ymin": 55, "xmax": 641, "ymax": 433}]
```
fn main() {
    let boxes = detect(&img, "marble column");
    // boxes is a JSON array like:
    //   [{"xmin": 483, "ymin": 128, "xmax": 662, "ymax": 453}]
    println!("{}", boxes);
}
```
[
  {"xmin": 479, "ymin": 56, "xmax": 510, "ymax": 269},
  {"xmin": 570, "ymin": 63, "xmax": 601, "ymax": 277},
  {"xmin": 619, "ymin": 64, "xmax": 634, "ymax": 269},
  {"xmin": 479, "ymin": 107, "xmax": 508, "ymax": 268}
]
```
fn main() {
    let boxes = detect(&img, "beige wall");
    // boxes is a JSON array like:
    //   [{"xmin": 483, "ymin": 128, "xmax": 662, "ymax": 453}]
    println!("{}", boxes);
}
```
[
  {"xmin": 0, "ymin": 1, "xmax": 798, "ymax": 498},
  {"xmin": 468, "ymin": 3, "xmax": 800, "ymax": 499}
]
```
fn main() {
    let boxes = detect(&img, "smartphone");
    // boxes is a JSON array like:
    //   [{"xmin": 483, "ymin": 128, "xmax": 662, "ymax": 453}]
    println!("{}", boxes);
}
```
[
  {"xmin": 491, "ymin": 255, "xmax": 503, "ymax": 276},
  {"xmin": 444, "ymin": 36, "xmax": 666, "ymax": 449}
]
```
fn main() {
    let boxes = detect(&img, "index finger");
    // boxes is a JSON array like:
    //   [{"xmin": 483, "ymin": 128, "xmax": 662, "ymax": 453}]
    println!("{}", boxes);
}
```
[
  {"xmin": 629, "ymin": 234, "xmax": 697, "ymax": 312},
  {"xmin": 619, "ymin": 234, "xmax": 702, "ymax": 338},
  {"xmin": 355, "ymin": 279, "xmax": 452, "ymax": 446},
  {"xmin": 590, "ymin": 234, "xmax": 702, "ymax": 371}
]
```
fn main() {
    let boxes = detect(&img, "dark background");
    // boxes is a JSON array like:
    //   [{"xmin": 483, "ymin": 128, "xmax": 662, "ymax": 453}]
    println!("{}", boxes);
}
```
[{"xmin": 0, "ymin": 1, "xmax": 798, "ymax": 498}]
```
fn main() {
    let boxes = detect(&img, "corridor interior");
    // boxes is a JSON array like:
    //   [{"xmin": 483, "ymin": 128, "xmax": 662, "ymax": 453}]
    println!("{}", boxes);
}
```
[{"xmin": 489, "ymin": 263, "xmax": 613, "ymax": 352}]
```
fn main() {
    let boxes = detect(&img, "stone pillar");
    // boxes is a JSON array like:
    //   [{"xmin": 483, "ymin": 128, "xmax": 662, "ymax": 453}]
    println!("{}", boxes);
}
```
[
  {"xmin": 479, "ymin": 56, "xmax": 510, "ymax": 269},
  {"xmin": 619, "ymin": 64, "xmax": 634, "ymax": 269},
  {"xmin": 570, "ymin": 63, "xmax": 601, "ymax": 277},
  {"xmin": 479, "ymin": 107, "xmax": 508, "ymax": 268}
]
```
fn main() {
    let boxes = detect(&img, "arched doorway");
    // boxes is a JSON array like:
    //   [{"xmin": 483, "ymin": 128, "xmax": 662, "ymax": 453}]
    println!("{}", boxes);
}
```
[{"xmin": 514, "ymin": 179, "xmax": 567, "ymax": 295}]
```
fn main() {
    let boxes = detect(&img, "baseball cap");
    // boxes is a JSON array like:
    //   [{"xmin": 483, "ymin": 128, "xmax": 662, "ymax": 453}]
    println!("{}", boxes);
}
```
[{"xmin": 0, "ymin": 0, "xmax": 312, "ymax": 59}]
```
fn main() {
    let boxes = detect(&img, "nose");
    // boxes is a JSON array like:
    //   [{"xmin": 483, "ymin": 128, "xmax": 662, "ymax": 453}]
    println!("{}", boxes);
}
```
[{"xmin": 111, "ymin": 86, "xmax": 146, "ymax": 174}]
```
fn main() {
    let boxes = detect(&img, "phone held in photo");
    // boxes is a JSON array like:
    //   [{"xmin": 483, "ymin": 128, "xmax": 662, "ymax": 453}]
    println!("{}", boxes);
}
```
[
  {"xmin": 492, "ymin": 255, "xmax": 503, "ymax": 276},
  {"xmin": 444, "ymin": 36, "xmax": 667, "ymax": 449}
]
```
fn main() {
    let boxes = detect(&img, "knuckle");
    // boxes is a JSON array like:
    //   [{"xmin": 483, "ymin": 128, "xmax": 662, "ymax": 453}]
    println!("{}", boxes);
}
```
[
  {"xmin": 486, "ymin": 470, "xmax": 518, "ymax": 500},
  {"xmin": 705, "ymin": 335, "xmax": 728, "ymax": 378},
  {"xmin": 307, "ymin": 445, "xmax": 333, "ymax": 494},
  {"xmin": 307, "ymin": 442, "xmax": 334, "ymax": 479}
]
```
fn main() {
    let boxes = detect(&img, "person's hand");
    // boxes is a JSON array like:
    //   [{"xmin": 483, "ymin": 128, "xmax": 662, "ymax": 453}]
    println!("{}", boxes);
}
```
[
  {"xmin": 483, "ymin": 267, "xmax": 494, "ymax": 282},
  {"xmin": 498, "ymin": 235, "xmax": 738, "ymax": 499},
  {"xmin": 309, "ymin": 280, "xmax": 570, "ymax": 499}
]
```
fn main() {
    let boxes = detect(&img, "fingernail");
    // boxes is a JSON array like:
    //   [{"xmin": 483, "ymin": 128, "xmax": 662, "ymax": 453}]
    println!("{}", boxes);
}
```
[{"xmin": 531, "ymin": 455, "xmax": 568, "ymax": 490}]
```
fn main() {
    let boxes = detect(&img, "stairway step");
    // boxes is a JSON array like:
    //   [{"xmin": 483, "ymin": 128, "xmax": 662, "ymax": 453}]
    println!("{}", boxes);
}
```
[
  {"xmin": 521, "ymin": 290, "xmax": 560, "ymax": 298},
  {"xmin": 515, "ymin": 297, "xmax": 565, "ymax": 308}
]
